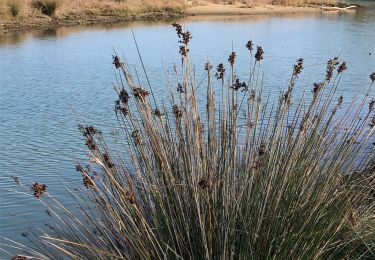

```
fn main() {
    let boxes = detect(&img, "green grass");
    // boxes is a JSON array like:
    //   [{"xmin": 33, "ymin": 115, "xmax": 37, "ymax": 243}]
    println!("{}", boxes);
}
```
[{"xmin": 2, "ymin": 25, "xmax": 375, "ymax": 259}]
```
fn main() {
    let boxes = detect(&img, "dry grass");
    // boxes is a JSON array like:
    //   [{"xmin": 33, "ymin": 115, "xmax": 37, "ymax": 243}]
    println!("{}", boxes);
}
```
[{"xmin": 0, "ymin": 0, "xmax": 185, "ymax": 20}]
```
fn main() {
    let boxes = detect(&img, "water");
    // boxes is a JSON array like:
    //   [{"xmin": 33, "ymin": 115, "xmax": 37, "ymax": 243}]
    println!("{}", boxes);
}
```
[{"xmin": 1, "ymin": 7, "xmax": 375, "ymax": 255}]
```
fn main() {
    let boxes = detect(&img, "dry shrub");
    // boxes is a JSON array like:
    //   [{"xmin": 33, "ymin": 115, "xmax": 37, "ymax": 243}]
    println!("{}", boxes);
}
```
[{"xmin": 32, "ymin": 0, "xmax": 59, "ymax": 16}]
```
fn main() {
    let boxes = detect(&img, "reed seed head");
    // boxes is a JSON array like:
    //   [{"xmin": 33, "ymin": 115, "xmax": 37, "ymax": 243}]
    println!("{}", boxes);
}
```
[
  {"xmin": 173, "ymin": 105, "xmax": 182, "ymax": 118},
  {"xmin": 231, "ymin": 78, "xmax": 247, "ymax": 91},
  {"xmin": 119, "ymin": 88, "xmax": 130, "ymax": 104},
  {"xmin": 258, "ymin": 142, "xmax": 267, "ymax": 156},
  {"xmin": 215, "ymin": 63, "xmax": 225, "ymax": 80},
  {"xmin": 172, "ymin": 23, "xmax": 182, "ymax": 36},
  {"xmin": 198, "ymin": 177, "xmax": 210, "ymax": 189},
  {"xmin": 293, "ymin": 58, "xmax": 304, "ymax": 77},
  {"xmin": 337, "ymin": 61, "xmax": 347, "ymax": 74},
  {"xmin": 103, "ymin": 153, "xmax": 114, "ymax": 168},
  {"xmin": 338, "ymin": 95, "xmax": 343, "ymax": 107},
  {"xmin": 76, "ymin": 164, "xmax": 84, "ymax": 172},
  {"xmin": 177, "ymin": 83, "xmax": 184, "ymax": 93},
  {"xmin": 12, "ymin": 256, "xmax": 28, "ymax": 260},
  {"xmin": 370, "ymin": 72, "xmax": 375, "ymax": 83},
  {"xmin": 112, "ymin": 55, "xmax": 123, "ymax": 69},
  {"xmin": 125, "ymin": 191, "xmax": 136, "ymax": 204},
  {"xmin": 312, "ymin": 82, "xmax": 324, "ymax": 95},
  {"xmin": 153, "ymin": 108, "xmax": 164, "ymax": 117},
  {"xmin": 204, "ymin": 62, "xmax": 213, "ymax": 71},
  {"xmin": 83, "ymin": 175, "xmax": 95, "ymax": 188},
  {"xmin": 246, "ymin": 40, "xmax": 254, "ymax": 52},
  {"xmin": 326, "ymin": 57, "xmax": 339, "ymax": 82},
  {"xmin": 179, "ymin": 46, "xmax": 189, "ymax": 57},
  {"xmin": 228, "ymin": 52, "xmax": 236, "ymax": 66},
  {"xmin": 86, "ymin": 139, "xmax": 97, "ymax": 151},
  {"xmin": 133, "ymin": 87, "xmax": 149, "ymax": 101},
  {"xmin": 32, "ymin": 183, "xmax": 47, "ymax": 199},
  {"xmin": 255, "ymin": 46, "xmax": 264, "ymax": 62}
]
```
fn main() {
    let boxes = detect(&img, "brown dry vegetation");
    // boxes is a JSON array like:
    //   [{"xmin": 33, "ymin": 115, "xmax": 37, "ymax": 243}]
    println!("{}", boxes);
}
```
[
  {"xmin": 0, "ymin": 0, "xmax": 185, "ymax": 20},
  {"xmin": 0, "ymin": 0, "xmax": 340, "ymax": 20}
]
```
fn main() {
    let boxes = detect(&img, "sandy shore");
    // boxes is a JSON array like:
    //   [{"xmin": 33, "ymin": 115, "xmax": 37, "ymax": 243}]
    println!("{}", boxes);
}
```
[{"xmin": 186, "ymin": 3, "xmax": 320, "ymax": 16}]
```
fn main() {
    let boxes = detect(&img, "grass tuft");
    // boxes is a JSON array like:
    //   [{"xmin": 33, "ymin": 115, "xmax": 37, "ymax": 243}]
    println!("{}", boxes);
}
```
[{"xmin": 5, "ymin": 25, "xmax": 375, "ymax": 259}]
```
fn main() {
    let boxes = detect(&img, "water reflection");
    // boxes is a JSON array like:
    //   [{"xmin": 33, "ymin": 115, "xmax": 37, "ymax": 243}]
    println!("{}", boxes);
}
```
[{"xmin": 2, "ymin": 8, "xmax": 374, "ymax": 47}]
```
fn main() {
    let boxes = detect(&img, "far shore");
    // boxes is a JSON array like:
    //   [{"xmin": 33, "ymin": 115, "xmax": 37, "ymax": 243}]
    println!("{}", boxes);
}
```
[{"xmin": 0, "ymin": 3, "xmax": 359, "ymax": 33}]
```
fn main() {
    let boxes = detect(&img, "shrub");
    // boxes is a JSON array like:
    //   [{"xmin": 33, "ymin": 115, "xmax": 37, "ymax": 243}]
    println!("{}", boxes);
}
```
[
  {"xmin": 32, "ymin": 0, "xmax": 58, "ymax": 16},
  {"xmin": 5, "ymin": 25, "xmax": 375, "ymax": 259},
  {"xmin": 9, "ymin": 3, "xmax": 19, "ymax": 17}
]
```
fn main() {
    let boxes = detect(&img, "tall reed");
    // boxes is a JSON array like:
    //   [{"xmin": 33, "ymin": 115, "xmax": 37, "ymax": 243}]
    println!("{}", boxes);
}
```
[{"xmin": 3, "ymin": 25, "xmax": 375, "ymax": 259}]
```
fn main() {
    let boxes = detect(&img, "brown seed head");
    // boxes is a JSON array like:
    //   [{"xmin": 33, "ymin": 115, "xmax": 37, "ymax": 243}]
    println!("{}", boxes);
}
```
[
  {"xmin": 231, "ymin": 78, "xmax": 247, "ymax": 91},
  {"xmin": 198, "ymin": 177, "xmax": 210, "ymax": 189},
  {"xmin": 119, "ymin": 88, "xmax": 130, "ymax": 104},
  {"xmin": 125, "ymin": 191, "xmax": 136, "ymax": 204},
  {"xmin": 255, "ymin": 46, "xmax": 264, "ymax": 62},
  {"xmin": 83, "ymin": 175, "xmax": 95, "ymax": 188},
  {"xmin": 204, "ymin": 62, "xmax": 213, "ymax": 71},
  {"xmin": 153, "ymin": 108, "xmax": 164, "ymax": 117},
  {"xmin": 312, "ymin": 82, "xmax": 324, "ymax": 95},
  {"xmin": 246, "ymin": 40, "xmax": 254, "ymax": 52},
  {"xmin": 337, "ymin": 61, "xmax": 347, "ymax": 74},
  {"xmin": 293, "ymin": 58, "xmax": 304, "ymax": 77},
  {"xmin": 86, "ymin": 139, "xmax": 97, "ymax": 151},
  {"xmin": 112, "ymin": 55, "xmax": 123, "ymax": 69},
  {"xmin": 370, "ymin": 72, "xmax": 375, "ymax": 82},
  {"xmin": 338, "ymin": 95, "xmax": 343, "ymax": 107},
  {"xmin": 179, "ymin": 46, "xmax": 189, "ymax": 57},
  {"xmin": 103, "ymin": 153, "xmax": 114, "ymax": 168},
  {"xmin": 177, "ymin": 83, "xmax": 184, "ymax": 93},
  {"xmin": 173, "ymin": 105, "xmax": 183, "ymax": 118},
  {"xmin": 325, "ymin": 57, "xmax": 339, "ymax": 82},
  {"xmin": 12, "ymin": 256, "xmax": 28, "ymax": 260},
  {"xmin": 369, "ymin": 116, "xmax": 375, "ymax": 128},
  {"xmin": 133, "ymin": 87, "xmax": 149, "ymax": 101},
  {"xmin": 369, "ymin": 98, "xmax": 374, "ymax": 112},
  {"xmin": 228, "ymin": 52, "xmax": 236, "ymax": 66},
  {"xmin": 258, "ymin": 142, "xmax": 267, "ymax": 156},
  {"xmin": 76, "ymin": 164, "xmax": 84, "ymax": 172},
  {"xmin": 215, "ymin": 63, "xmax": 225, "ymax": 80},
  {"xmin": 32, "ymin": 183, "xmax": 47, "ymax": 199}
]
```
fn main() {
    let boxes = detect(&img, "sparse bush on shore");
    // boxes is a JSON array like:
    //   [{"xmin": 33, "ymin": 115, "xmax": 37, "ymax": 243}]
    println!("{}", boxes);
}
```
[
  {"xmin": 9, "ymin": 3, "xmax": 19, "ymax": 17},
  {"xmin": 2, "ymin": 25, "xmax": 374, "ymax": 259},
  {"xmin": 32, "ymin": 0, "xmax": 59, "ymax": 16}
]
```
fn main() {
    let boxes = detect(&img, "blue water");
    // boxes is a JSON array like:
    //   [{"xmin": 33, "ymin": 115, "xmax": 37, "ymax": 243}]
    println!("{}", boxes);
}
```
[{"xmin": 0, "ymin": 7, "xmax": 374, "ymax": 255}]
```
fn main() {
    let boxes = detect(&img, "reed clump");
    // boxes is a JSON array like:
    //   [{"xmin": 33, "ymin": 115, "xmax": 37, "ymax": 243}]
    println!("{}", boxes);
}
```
[{"xmin": 3, "ymin": 25, "xmax": 375, "ymax": 259}]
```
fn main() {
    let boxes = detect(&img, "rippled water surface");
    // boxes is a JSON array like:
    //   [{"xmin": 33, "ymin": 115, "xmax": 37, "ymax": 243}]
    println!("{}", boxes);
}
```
[{"xmin": 1, "ymin": 7, "xmax": 375, "ymax": 254}]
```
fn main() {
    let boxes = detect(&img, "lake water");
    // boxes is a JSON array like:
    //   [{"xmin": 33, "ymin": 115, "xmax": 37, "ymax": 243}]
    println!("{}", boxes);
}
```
[{"xmin": 1, "ymin": 5, "xmax": 375, "ymax": 255}]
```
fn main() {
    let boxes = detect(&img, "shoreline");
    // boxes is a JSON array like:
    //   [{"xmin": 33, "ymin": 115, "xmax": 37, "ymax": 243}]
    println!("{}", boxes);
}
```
[{"xmin": 0, "ymin": 3, "xmax": 359, "ymax": 34}]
